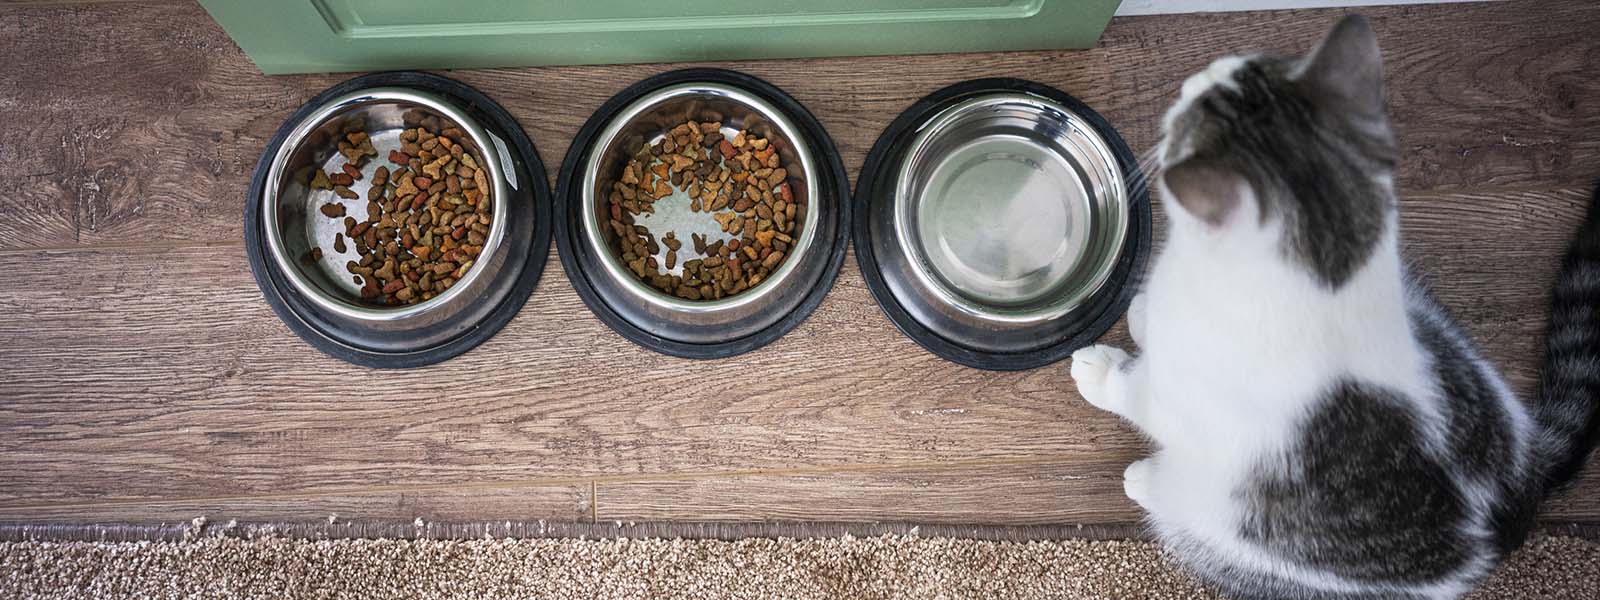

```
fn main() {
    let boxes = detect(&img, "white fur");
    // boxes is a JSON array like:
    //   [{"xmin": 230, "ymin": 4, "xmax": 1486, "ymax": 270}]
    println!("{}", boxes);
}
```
[
  {"xmin": 1161, "ymin": 54, "xmax": 1251, "ymax": 156},
  {"xmin": 1076, "ymin": 181, "xmax": 1437, "ymax": 595},
  {"xmin": 1071, "ymin": 56, "xmax": 1533, "ymax": 599}
]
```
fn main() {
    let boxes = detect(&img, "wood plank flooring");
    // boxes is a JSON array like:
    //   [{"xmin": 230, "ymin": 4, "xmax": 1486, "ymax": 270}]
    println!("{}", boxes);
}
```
[{"xmin": 1, "ymin": 0, "xmax": 1597, "ymax": 526}]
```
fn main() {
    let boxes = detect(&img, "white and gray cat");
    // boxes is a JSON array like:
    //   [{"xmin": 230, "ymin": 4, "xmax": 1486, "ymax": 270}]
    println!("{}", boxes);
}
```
[{"xmin": 1069, "ymin": 15, "xmax": 1600, "ymax": 599}]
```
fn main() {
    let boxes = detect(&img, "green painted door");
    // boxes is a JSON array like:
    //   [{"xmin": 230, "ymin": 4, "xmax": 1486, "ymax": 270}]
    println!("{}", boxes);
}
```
[{"xmin": 199, "ymin": 0, "xmax": 1121, "ymax": 75}]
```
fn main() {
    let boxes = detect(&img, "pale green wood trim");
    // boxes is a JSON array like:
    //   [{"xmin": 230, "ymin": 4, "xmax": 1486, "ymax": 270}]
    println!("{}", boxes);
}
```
[{"xmin": 198, "ymin": 0, "xmax": 1120, "ymax": 75}]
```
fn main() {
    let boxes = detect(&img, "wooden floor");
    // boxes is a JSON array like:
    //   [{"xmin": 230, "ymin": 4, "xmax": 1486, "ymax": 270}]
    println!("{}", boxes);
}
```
[{"xmin": 1, "ymin": 0, "xmax": 1598, "ymax": 529}]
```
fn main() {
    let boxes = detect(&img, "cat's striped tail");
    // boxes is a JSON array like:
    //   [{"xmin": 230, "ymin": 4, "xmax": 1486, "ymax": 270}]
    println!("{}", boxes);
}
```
[{"xmin": 1538, "ymin": 182, "xmax": 1600, "ymax": 492}]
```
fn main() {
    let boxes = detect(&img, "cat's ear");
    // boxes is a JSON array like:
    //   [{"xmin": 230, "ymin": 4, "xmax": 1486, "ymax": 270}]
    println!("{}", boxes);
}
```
[
  {"xmin": 1296, "ymin": 14, "xmax": 1385, "ymax": 120},
  {"xmin": 1162, "ymin": 160, "xmax": 1245, "ymax": 227}
]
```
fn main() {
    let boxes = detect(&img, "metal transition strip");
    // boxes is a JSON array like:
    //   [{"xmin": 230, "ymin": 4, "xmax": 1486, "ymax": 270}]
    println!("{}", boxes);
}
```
[{"xmin": 1, "ymin": 520, "xmax": 1595, "ymax": 543}]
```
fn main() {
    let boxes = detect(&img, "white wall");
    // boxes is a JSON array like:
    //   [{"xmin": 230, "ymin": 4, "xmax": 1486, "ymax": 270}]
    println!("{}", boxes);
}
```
[{"xmin": 1115, "ymin": 0, "xmax": 1497, "ymax": 16}]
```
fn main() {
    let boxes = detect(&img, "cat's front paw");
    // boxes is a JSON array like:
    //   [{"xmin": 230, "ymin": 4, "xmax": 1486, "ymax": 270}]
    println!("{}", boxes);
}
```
[
  {"xmin": 1070, "ymin": 344, "xmax": 1131, "ymax": 414},
  {"xmin": 1123, "ymin": 459, "xmax": 1156, "ymax": 509}
]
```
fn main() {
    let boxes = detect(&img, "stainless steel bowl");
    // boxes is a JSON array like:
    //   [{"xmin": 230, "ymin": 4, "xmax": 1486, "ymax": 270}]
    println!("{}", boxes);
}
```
[
  {"xmin": 247, "ymin": 73, "xmax": 551, "ymax": 366},
  {"xmin": 558, "ymin": 70, "xmax": 846, "ymax": 355},
  {"xmin": 877, "ymin": 93, "xmax": 1128, "ymax": 352},
  {"xmin": 855, "ymin": 80, "xmax": 1148, "ymax": 369},
  {"xmin": 264, "ymin": 88, "xmax": 511, "ymax": 329}
]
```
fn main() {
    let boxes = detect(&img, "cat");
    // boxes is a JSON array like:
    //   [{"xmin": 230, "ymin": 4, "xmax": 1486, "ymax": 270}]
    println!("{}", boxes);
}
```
[{"xmin": 1067, "ymin": 14, "xmax": 1600, "ymax": 599}]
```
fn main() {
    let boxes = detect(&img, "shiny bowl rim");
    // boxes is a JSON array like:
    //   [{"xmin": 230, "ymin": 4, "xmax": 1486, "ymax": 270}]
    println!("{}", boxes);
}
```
[{"xmin": 263, "ymin": 87, "xmax": 509, "ymax": 323}]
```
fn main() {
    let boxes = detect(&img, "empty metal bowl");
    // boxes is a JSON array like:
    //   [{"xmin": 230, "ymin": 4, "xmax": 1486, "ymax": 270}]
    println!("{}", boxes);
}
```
[
  {"xmin": 245, "ymin": 72, "xmax": 551, "ymax": 367},
  {"xmin": 854, "ymin": 79, "xmax": 1149, "ymax": 370},
  {"xmin": 557, "ymin": 69, "xmax": 848, "ymax": 358}
]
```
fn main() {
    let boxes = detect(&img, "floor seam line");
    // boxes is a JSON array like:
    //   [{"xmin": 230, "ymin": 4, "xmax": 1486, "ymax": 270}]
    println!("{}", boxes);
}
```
[{"xmin": 0, "ymin": 455, "xmax": 1112, "ymax": 513}]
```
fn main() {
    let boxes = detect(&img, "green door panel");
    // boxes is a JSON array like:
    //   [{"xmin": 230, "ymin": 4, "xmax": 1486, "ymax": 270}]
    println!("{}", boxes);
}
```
[{"xmin": 198, "ymin": 0, "xmax": 1121, "ymax": 75}]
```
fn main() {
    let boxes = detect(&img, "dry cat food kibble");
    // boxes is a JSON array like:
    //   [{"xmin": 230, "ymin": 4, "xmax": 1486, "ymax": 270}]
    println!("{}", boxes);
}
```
[
  {"xmin": 606, "ymin": 120, "xmax": 803, "ymax": 301},
  {"xmin": 304, "ymin": 111, "xmax": 493, "ymax": 306}
]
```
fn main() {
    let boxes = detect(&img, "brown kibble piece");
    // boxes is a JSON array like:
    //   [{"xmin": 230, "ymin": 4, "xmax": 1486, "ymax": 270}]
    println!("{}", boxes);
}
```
[
  {"xmin": 394, "ymin": 176, "xmax": 419, "ymax": 199},
  {"xmin": 339, "ymin": 145, "xmax": 365, "ymax": 163},
  {"xmin": 320, "ymin": 203, "xmax": 346, "ymax": 218}
]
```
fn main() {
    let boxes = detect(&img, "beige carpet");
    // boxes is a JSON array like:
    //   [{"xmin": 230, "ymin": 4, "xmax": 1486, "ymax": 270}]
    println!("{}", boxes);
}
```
[{"xmin": 2, "ymin": 534, "xmax": 1596, "ymax": 599}]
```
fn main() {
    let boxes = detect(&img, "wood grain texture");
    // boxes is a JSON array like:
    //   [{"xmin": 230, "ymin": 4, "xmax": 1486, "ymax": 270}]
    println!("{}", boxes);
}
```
[
  {"xmin": 595, "ymin": 461, "xmax": 1137, "ymax": 525},
  {"xmin": 0, "ymin": 234, "xmax": 1143, "ymax": 500},
  {"xmin": 1, "ymin": 188, "xmax": 1596, "ymax": 520},
  {"xmin": 0, "ymin": 0, "xmax": 1596, "ymax": 250},
  {"xmin": 1, "ymin": 0, "xmax": 1599, "ymax": 527}
]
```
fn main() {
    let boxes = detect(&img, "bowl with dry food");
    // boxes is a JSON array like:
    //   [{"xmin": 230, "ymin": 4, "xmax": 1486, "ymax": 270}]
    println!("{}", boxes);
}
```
[
  {"xmin": 245, "ymin": 72, "xmax": 552, "ymax": 368},
  {"xmin": 854, "ymin": 78, "xmax": 1150, "ymax": 370},
  {"xmin": 556, "ymin": 69, "xmax": 848, "ymax": 358}
]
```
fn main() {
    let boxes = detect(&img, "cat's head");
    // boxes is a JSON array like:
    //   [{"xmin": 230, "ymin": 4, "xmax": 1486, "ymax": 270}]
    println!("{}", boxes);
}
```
[{"xmin": 1158, "ymin": 15, "xmax": 1397, "ymax": 289}]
